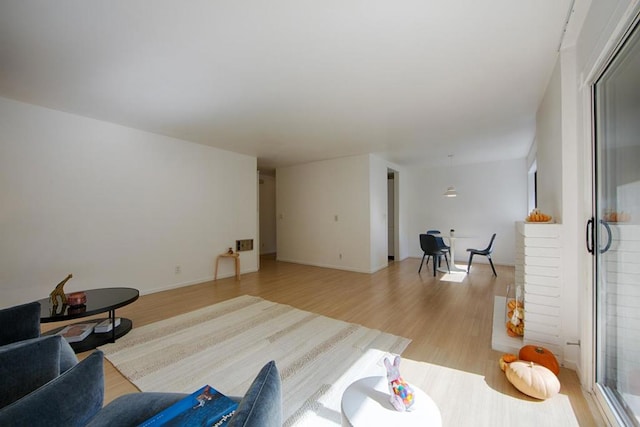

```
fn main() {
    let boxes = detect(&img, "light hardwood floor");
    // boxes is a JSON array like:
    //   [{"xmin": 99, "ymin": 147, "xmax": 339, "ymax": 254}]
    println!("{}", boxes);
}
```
[{"xmin": 53, "ymin": 256, "xmax": 603, "ymax": 425}]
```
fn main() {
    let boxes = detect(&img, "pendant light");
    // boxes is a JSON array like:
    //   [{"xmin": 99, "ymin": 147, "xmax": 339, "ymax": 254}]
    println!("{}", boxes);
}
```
[{"xmin": 443, "ymin": 154, "xmax": 457, "ymax": 197}]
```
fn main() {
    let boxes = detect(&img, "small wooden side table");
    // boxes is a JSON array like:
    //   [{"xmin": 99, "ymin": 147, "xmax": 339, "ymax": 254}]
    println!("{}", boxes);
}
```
[{"xmin": 214, "ymin": 252, "xmax": 240, "ymax": 280}]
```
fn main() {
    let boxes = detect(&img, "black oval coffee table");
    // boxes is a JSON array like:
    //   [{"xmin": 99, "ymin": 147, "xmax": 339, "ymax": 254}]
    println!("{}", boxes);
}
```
[{"xmin": 37, "ymin": 287, "xmax": 139, "ymax": 353}]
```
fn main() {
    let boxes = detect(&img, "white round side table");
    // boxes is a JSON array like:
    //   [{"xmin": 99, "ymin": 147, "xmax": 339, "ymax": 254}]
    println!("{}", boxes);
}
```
[{"xmin": 341, "ymin": 376, "xmax": 442, "ymax": 426}]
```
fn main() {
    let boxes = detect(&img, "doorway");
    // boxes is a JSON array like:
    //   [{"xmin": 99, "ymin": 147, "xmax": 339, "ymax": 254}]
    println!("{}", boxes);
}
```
[
  {"xmin": 258, "ymin": 173, "xmax": 277, "ymax": 257},
  {"xmin": 388, "ymin": 169, "xmax": 399, "ymax": 261}
]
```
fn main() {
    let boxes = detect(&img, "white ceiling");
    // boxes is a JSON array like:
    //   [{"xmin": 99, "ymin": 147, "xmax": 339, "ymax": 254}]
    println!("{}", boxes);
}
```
[{"xmin": 0, "ymin": 1, "xmax": 577, "ymax": 171}]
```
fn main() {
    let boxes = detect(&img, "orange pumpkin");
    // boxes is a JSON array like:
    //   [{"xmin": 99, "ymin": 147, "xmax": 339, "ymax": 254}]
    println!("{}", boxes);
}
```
[
  {"xmin": 518, "ymin": 345, "xmax": 559, "ymax": 375},
  {"xmin": 499, "ymin": 353, "xmax": 518, "ymax": 372}
]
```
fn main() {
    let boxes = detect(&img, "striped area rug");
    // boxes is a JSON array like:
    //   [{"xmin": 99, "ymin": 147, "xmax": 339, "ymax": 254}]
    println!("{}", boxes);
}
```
[{"xmin": 99, "ymin": 295, "xmax": 411, "ymax": 426}]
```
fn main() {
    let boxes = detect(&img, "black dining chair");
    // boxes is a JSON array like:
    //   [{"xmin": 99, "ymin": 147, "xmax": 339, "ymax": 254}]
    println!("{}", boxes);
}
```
[
  {"xmin": 419, "ymin": 234, "xmax": 450, "ymax": 276},
  {"xmin": 466, "ymin": 233, "xmax": 497, "ymax": 276},
  {"xmin": 426, "ymin": 230, "xmax": 450, "ymax": 259}
]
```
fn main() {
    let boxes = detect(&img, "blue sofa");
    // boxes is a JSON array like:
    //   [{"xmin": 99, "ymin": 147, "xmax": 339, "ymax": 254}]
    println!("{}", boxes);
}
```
[
  {"xmin": 0, "ymin": 302, "xmax": 282, "ymax": 427},
  {"xmin": 0, "ymin": 301, "xmax": 78, "ymax": 372}
]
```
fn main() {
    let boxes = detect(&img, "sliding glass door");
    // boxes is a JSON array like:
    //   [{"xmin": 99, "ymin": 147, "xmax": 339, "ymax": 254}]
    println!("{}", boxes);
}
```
[{"xmin": 592, "ymin": 16, "xmax": 640, "ymax": 427}]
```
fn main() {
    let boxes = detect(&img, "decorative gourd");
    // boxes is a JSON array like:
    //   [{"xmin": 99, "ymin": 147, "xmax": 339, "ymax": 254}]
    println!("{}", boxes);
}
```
[
  {"xmin": 505, "ymin": 361, "xmax": 560, "ymax": 400},
  {"xmin": 526, "ymin": 209, "xmax": 552, "ymax": 222},
  {"xmin": 499, "ymin": 353, "xmax": 518, "ymax": 372},
  {"xmin": 518, "ymin": 345, "xmax": 559, "ymax": 376},
  {"xmin": 507, "ymin": 299, "xmax": 523, "ymax": 310},
  {"xmin": 506, "ymin": 321, "xmax": 524, "ymax": 337}
]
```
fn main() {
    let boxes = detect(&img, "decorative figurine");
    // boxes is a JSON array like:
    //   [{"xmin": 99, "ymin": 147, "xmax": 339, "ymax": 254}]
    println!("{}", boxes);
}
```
[
  {"xmin": 50, "ymin": 274, "xmax": 73, "ymax": 307},
  {"xmin": 227, "ymin": 247, "xmax": 234, "ymax": 254},
  {"xmin": 384, "ymin": 355, "xmax": 415, "ymax": 411}
]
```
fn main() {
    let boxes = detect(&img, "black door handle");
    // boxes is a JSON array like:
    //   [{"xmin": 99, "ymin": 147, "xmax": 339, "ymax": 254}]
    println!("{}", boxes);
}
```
[
  {"xmin": 589, "ymin": 217, "xmax": 613, "ymax": 254},
  {"xmin": 600, "ymin": 219, "xmax": 612, "ymax": 254}
]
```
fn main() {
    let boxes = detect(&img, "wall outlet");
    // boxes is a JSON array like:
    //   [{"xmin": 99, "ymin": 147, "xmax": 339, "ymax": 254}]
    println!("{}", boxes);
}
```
[{"xmin": 175, "ymin": 265, "xmax": 181, "ymax": 274}]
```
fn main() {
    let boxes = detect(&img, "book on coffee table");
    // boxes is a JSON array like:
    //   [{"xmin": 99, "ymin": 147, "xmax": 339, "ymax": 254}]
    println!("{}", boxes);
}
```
[
  {"xmin": 56, "ymin": 322, "xmax": 97, "ymax": 343},
  {"xmin": 139, "ymin": 385, "xmax": 238, "ymax": 427},
  {"xmin": 94, "ymin": 317, "xmax": 121, "ymax": 333}
]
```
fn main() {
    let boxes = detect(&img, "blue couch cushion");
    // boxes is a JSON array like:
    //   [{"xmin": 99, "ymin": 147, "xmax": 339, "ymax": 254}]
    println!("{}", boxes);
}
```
[
  {"xmin": 0, "ymin": 349, "xmax": 104, "ymax": 427},
  {"xmin": 0, "ymin": 335, "xmax": 61, "ymax": 408},
  {"xmin": 0, "ymin": 301, "xmax": 41, "ymax": 345},
  {"xmin": 0, "ymin": 334, "xmax": 79, "ymax": 373},
  {"xmin": 228, "ymin": 360, "xmax": 282, "ymax": 427}
]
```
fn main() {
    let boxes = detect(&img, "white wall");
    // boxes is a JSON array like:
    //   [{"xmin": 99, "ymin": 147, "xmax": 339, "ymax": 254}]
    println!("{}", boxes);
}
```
[
  {"xmin": 275, "ymin": 154, "xmax": 407, "ymax": 273},
  {"xmin": 406, "ymin": 158, "xmax": 528, "ymax": 266},
  {"xmin": 396, "ymin": 166, "xmax": 411, "ymax": 261},
  {"xmin": 276, "ymin": 155, "xmax": 372, "ymax": 272},
  {"xmin": 0, "ymin": 97, "xmax": 258, "ymax": 308},
  {"xmin": 536, "ymin": 59, "xmax": 564, "ymax": 221},
  {"xmin": 533, "ymin": 48, "xmax": 584, "ymax": 370},
  {"xmin": 259, "ymin": 174, "xmax": 277, "ymax": 254},
  {"xmin": 560, "ymin": 46, "xmax": 582, "ymax": 370}
]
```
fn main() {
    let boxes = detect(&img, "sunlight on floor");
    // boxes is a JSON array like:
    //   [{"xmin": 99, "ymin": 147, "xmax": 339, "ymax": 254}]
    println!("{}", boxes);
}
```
[
  {"xmin": 300, "ymin": 348, "xmax": 393, "ymax": 426},
  {"xmin": 301, "ymin": 348, "xmax": 583, "ymax": 426},
  {"xmin": 440, "ymin": 269, "xmax": 467, "ymax": 283}
]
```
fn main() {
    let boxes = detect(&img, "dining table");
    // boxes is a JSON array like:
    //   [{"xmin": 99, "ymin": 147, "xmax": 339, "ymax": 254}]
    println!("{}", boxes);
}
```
[{"xmin": 436, "ymin": 232, "xmax": 471, "ymax": 273}]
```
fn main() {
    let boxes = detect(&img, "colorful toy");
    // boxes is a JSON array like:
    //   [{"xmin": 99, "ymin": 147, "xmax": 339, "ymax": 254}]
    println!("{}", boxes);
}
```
[{"xmin": 384, "ymin": 355, "xmax": 415, "ymax": 411}]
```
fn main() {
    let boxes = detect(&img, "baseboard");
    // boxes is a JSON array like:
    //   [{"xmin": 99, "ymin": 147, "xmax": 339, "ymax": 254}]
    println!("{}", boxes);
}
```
[
  {"xmin": 140, "ymin": 276, "xmax": 215, "ymax": 296},
  {"xmin": 275, "ymin": 257, "xmax": 374, "ymax": 274},
  {"xmin": 139, "ymin": 268, "xmax": 259, "ymax": 296},
  {"xmin": 562, "ymin": 359, "xmax": 578, "ymax": 371},
  {"xmin": 370, "ymin": 263, "xmax": 389, "ymax": 273}
]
